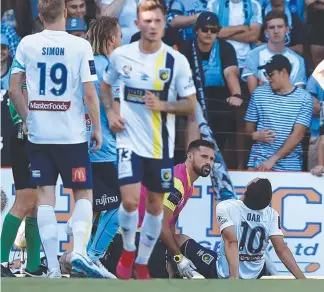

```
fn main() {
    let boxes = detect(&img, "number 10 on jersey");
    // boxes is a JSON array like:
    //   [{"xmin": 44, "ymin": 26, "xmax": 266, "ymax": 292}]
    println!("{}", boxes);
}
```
[{"xmin": 37, "ymin": 62, "xmax": 67, "ymax": 96}]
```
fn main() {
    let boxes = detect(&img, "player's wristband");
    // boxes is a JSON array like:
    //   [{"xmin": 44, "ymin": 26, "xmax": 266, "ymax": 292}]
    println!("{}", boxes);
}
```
[
  {"xmin": 232, "ymin": 94, "xmax": 242, "ymax": 98},
  {"xmin": 173, "ymin": 254, "xmax": 183, "ymax": 263}
]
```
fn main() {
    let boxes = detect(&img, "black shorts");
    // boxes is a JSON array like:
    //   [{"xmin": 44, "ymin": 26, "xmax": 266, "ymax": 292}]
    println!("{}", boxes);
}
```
[
  {"xmin": 180, "ymin": 239, "xmax": 218, "ymax": 279},
  {"xmin": 102, "ymin": 232, "xmax": 169, "ymax": 278},
  {"xmin": 26, "ymin": 141, "xmax": 92, "ymax": 189},
  {"xmin": 10, "ymin": 129, "xmax": 36, "ymax": 190},
  {"xmin": 92, "ymin": 162, "xmax": 121, "ymax": 212},
  {"xmin": 117, "ymin": 148, "xmax": 174, "ymax": 193}
]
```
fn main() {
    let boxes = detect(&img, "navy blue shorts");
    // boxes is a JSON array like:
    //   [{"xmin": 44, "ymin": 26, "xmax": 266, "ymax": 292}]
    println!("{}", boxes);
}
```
[
  {"xmin": 117, "ymin": 148, "xmax": 174, "ymax": 193},
  {"xmin": 26, "ymin": 141, "xmax": 92, "ymax": 189},
  {"xmin": 92, "ymin": 162, "xmax": 121, "ymax": 212}
]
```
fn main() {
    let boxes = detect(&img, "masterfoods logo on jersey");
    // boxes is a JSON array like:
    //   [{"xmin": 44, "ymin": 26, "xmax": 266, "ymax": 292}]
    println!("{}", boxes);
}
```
[{"xmin": 29, "ymin": 100, "xmax": 71, "ymax": 111}]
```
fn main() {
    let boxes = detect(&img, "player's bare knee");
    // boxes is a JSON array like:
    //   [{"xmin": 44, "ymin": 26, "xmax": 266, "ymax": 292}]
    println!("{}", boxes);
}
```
[
  {"xmin": 146, "ymin": 192, "xmax": 163, "ymax": 215},
  {"xmin": 10, "ymin": 189, "xmax": 37, "ymax": 218},
  {"xmin": 174, "ymin": 234, "xmax": 191, "ymax": 247},
  {"xmin": 73, "ymin": 189, "xmax": 93, "ymax": 203},
  {"xmin": 122, "ymin": 198, "xmax": 139, "ymax": 212},
  {"xmin": 37, "ymin": 186, "xmax": 56, "ymax": 206}
]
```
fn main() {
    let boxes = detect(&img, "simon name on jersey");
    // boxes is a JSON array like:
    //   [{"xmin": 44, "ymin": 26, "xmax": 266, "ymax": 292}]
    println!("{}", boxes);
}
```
[{"xmin": 42, "ymin": 47, "xmax": 65, "ymax": 56}]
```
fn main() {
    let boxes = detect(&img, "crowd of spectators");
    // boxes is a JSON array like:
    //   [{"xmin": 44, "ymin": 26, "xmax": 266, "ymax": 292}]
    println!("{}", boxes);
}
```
[{"xmin": 1, "ymin": 0, "xmax": 323, "ymax": 173}]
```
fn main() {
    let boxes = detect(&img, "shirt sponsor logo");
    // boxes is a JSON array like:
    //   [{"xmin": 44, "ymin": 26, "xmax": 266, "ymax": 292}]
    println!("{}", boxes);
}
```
[
  {"xmin": 159, "ymin": 68, "xmax": 170, "ymax": 82},
  {"xmin": 72, "ymin": 167, "xmax": 87, "ymax": 183},
  {"xmin": 28, "ymin": 101, "xmax": 71, "ymax": 111},
  {"xmin": 239, "ymin": 254, "xmax": 263, "ymax": 262},
  {"xmin": 89, "ymin": 60, "xmax": 96, "ymax": 75},
  {"xmin": 95, "ymin": 194, "xmax": 119, "ymax": 207},
  {"xmin": 124, "ymin": 87, "xmax": 162, "ymax": 104}
]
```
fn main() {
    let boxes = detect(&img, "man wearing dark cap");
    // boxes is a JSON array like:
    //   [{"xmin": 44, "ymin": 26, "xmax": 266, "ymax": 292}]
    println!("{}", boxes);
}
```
[
  {"xmin": 170, "ymin": 178, "xmax": 306, "ymax": 279},
  {"xmin": 245, "ymin": 54, "xmax": 313, "ymax": 171},
  {"xmin": 181, "ymin": 11, "xmax": 242, "ymax": 154}
]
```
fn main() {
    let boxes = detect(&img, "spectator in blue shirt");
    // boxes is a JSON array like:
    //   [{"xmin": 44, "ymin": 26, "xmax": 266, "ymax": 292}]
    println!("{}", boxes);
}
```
[
  {"xmin": 245, "ymin": 55, "xmax": 313, "ymax": 171},
  {"xmin": 306, "ymin": 76, "xmax": 324, "ymax": 171},
  {"xmin": 0, "ymin": 22, "xmax": 20, "ymax": 57},
  {"xmin": 242, "ymin": 10, "xmax": 306, "ymax": 95}
]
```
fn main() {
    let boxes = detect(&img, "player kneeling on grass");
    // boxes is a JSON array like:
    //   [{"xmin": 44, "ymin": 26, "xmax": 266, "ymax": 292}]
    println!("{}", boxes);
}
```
[
  {"xmin": 172, "ymin": 178, "xmax": 306, "ymax": 279},
  {"xmin": 104, "ymin": 139, "xmax": 214, "ymax": 279}
]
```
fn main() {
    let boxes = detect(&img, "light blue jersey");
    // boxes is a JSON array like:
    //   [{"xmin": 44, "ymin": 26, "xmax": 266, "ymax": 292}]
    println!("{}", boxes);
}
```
[
  {"xmin": 86, "ymin": 54, "xmax": 118, "ymax": 162},
  {"xmin": 307, "ymin": 76, "xmax": 324, "ymax": 137},
  {"xmin": 1, "ymin": 69, "xmax": 10, "ymax": 90}
]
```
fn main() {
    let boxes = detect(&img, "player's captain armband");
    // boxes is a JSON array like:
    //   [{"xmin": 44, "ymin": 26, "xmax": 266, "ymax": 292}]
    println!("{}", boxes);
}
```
[
  {"xmin": 278, "ymin": 215, "xmax": 281, "ymax": 229},
  {"xmin": 88, "ymin": 60, "xmax": 96, "ymax": 75}
]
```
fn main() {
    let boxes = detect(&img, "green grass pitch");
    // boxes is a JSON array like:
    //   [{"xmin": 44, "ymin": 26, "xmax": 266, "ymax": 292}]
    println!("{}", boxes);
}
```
[{"xmin": 2, "ymin": 279, "xmax": 324, "ymax": 292}]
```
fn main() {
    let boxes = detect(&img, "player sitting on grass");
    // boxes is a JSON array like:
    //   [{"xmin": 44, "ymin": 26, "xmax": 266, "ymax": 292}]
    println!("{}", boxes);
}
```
[{"xmin": 172, "ymin": 178, "xmax": 306, "ymax": 279}]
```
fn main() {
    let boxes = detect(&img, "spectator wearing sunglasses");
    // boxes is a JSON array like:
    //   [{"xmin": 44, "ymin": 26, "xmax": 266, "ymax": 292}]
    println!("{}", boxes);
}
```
[
  {"xmin": 180, "ymin": 12, "xmax": 241, "ymax": 154},
  {"xmin": 242, "ymin": 10, "xmax": 306, "ymax": 95},
  {"xmin": 245, "ymin": 54, "xmax": 313, "ymax": 171}
]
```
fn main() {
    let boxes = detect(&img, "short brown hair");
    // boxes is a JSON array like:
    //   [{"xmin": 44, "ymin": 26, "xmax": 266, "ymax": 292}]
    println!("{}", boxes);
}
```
[
  {"xmin": 264, "ymin": 10, "xmax": 288, "ymax": 29},
  {"xmin": 38, "ymin": 0, "xmax": 65, "ymax": 24},
  {"xmin": 87, "ymin": 17, "xmax": 119, "ymax": 55},
  {"xmin": 137, "ymin": 0, "xmax": 166, "ymax": 18}
]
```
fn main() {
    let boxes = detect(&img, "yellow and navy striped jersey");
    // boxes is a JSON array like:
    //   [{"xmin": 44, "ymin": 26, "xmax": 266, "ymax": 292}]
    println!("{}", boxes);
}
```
[{"xmin": 103, "ymin": 41, "xmax": 196, "ymax": 159}]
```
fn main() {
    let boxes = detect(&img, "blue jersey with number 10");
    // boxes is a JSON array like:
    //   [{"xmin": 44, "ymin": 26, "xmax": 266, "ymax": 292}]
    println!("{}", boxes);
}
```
[{"xmin": 86, "ymin": 54, "xmax": 118, "ymax": 163}]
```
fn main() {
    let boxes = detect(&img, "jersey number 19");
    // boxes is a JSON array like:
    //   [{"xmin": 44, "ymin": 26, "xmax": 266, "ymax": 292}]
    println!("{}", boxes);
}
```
[{"xmin": 37, "ymin": 62, "xmax": 67, "ymax": 96}]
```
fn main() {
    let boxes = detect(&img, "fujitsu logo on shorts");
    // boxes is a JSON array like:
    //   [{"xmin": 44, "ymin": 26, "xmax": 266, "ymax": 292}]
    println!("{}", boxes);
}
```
[{"xmin": 28, "ymin": 100, "xmax": 71, "ymax": 111}]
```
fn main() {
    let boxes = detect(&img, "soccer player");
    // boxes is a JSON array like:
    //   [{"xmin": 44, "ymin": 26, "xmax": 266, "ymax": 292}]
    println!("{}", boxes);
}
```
[
  {"xmin": 173, "ymin": 178, "xmax": 306, "ymax": 279},
  {"xmin": 100, "ymin": 0, "xmax": 197, "ymax": 279},
  {"xmin": 65, "ymin": 17, "xmax": 122, "ymax": 278},
  {"xmin": 104, "ymin": 139, "xmax": 214, "ymax": 278},
  {"xmin": 9, "ymin": 0, "xmax": 103, "ymax": 278},
  {"xmin": 1, "ymin": 80, "xmax": 44, "ymax": 277}
]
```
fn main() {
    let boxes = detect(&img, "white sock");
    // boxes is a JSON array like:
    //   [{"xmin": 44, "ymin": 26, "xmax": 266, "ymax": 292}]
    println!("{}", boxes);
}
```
[
  {"xmin": 118, "ymin": 203, "xmax": 138, "ymax": 252},
  {"xmin": 71, "ymin": 199, "xmax": 93, "ymax": 256},
  {"xmin": 37, "ymin": 205, "xmax": 60, "ymax": 270},
  {"xmin": 135, "ymin": 211, "xmax": 163, "ymax": 265}
]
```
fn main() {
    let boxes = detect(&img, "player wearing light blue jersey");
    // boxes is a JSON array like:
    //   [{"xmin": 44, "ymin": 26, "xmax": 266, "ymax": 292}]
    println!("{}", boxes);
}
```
[{"xmin": 75, "ymin": 17, "xmax": 122, "ymax": 278}]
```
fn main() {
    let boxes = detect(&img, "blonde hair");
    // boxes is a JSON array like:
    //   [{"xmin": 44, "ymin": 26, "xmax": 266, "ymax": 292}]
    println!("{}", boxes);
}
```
[
  {"xmin": 137, "ymin": 0, "xmax": 166, "ymax": 19},
  {"xmin": 87, "ymin": 17, "xmax": 119, "ymax": 55},
  {"xmin": 38, "ymin": 0, "xmax": 65, "ymax": 24}
]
